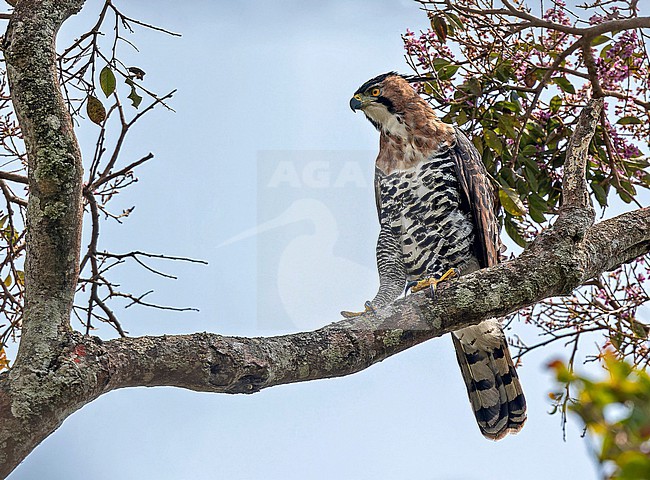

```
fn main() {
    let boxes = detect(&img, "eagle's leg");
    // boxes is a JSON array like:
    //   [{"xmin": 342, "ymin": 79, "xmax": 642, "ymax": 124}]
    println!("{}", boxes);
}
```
[
  {"xmin": 340, "ymin": 224, "xmax": 405, "ymax": 318},
  {"xmin": 406, "ymin": 267, "xmax": 459, "ymax": 296},
  {"xmin": 340, "ymin": 301, "xmax": 375, "ymax": 318}
]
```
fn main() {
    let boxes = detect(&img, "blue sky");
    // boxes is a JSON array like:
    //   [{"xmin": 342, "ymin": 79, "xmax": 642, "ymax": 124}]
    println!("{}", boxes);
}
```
[{"xmin": 6, "ymin": 1, "xmax": 623, "ymax": 478}]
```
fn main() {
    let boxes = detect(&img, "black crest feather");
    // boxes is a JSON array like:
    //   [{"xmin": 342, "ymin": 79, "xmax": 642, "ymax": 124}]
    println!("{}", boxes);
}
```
[{"xmin": 354, "ymin": 71, "xmax": 401, "ymax": 94}]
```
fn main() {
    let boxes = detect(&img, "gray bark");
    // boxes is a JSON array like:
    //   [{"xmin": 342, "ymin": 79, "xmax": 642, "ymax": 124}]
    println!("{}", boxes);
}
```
[
  {"xmin": 4, "ymin": 0, "xmax": 85, "ymax": 370},
  {"xmin": 1, "ymin": 0, "xmax": 86, "ymax": 474},
  {"xmin": 0, "ymin": 2, "xmax": 647, "ymax": 478}
]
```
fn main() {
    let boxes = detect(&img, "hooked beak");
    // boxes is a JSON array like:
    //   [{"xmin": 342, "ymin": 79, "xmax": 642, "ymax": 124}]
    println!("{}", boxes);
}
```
[{"xmin": 349, "ymin": 95, "xmax": 363, "ymax": 112}]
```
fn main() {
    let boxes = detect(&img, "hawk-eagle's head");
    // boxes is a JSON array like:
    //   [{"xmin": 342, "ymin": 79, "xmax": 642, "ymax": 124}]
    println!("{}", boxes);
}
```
[{"xmin": 350, "ymin": 72, "xmax": 426, "ymax": 136}]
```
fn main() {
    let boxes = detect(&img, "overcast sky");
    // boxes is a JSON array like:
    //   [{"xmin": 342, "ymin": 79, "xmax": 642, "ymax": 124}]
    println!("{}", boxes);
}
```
[{"xmin": 7, "ymin": 1, "xmax": 626, "ymax": 478}]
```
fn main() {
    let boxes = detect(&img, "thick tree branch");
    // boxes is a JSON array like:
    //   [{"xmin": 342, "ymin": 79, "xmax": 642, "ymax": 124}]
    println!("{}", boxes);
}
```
[
  {"xmin": 90, "ymin": 209, "xmax": 646, "ymax": 395},
  {"xmin": 4, "ymin": 0, "xmax": 86, "ymax": 369},
  {"xmin": 2, "ymin": 201, "xmax": 647, "ymax": 477},
  {"xmin": 2, "ymin": 204, "xmax": 648, "ymax": 476},
  {"xmin": 431, "ymin": 0, "xmax": 650, "ymax": 39}
]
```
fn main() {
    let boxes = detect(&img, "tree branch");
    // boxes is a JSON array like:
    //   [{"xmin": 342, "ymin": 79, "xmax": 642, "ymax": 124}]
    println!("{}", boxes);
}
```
[
  {"xmin": 560, "ymin": 98, "xmax": 602, "ymax": 213},
  {"xmin": 0, "ymin": 170, "xmax": 27, "ymax": 184},
  {"xmin": 2, "ymin": 198, "xmax": 648, "ymax": 475},
  {"xmin": 95, "ymin": 206, "xmax": 649, "ymax": 394},
  {"xmin": 4, "ymin": 0, "xmax": 87, "ymax": 369}
]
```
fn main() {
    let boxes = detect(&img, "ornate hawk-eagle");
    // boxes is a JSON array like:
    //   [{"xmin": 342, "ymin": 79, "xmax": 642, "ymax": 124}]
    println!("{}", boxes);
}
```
[{"xmin": 344, "ymin": 72, "xmax": 526, "ymax": 440}]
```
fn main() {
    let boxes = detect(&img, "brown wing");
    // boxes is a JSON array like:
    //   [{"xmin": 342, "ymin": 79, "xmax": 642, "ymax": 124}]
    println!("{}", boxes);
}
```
[
  {"xmin": 450, "ymin": 127, "xmax": 500, "ymax": 268},
  {"xmin": 374, "ymin": 166, "xmax": 383, "ymax": 223}
]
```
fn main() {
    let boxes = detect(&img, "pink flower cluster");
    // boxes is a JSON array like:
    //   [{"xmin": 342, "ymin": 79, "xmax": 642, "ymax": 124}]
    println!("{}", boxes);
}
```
[
  {"xmin": 532, "ymin": 110, "xmax": 553, "ymax": 122},
  {"xmin": 403, "ymin": 28, "xmax": 455, "ymax": 70},
  {"xmin": 589, "ymin": 14, "xmax": 604, "ymax": 25},
  {"xmin": 597, "ymin": 31, "xmax": 645, "ymax": 90},
  {"xmin": 540, "ymin": 2, "xmax": 574, "ymax": 52},
  {"xmin": 511, "ymin": 48, "xmax": 532, "ymax": 82},
  {"xmin": 542, "ymin": 0, "xmax": 572, "ymax": 27},
  {"xmin": 608, "ymin": 124, "xmax": 642, "ymax": 159}
]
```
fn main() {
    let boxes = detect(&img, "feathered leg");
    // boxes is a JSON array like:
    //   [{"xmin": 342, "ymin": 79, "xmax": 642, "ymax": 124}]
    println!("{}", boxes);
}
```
[{"xmin": 341, "ymin": 223, "xmax": 405, "ymax": 317}]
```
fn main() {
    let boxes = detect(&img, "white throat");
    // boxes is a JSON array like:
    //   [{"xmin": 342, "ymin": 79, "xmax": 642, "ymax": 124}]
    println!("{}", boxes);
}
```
[{"xmin": 363, "ymin": 103, "xmax": 408, "ymax": 139}]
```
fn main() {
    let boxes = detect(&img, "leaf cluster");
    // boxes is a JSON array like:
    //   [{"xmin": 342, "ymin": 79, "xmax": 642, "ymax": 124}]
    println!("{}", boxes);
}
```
[
  {"xmin": 406, "ymin": 0, "xmax": 650, "ymax": 246},
  {"xmin": 550, "ymin": 355, "xmax": 650, "ymax": 480}
]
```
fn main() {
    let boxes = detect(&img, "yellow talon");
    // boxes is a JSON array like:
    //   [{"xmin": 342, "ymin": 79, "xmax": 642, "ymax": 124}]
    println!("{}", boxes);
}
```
[
  {"xmin": 410, "ymin": 268, "xmax": 458, "ymax": 293},
  {"xmin": 341, "ymin": 302, "xmax": 374, "ymax": 318}
]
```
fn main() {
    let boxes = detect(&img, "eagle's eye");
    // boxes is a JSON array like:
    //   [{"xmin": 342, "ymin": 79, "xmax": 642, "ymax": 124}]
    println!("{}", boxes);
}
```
[{"xmin": 370, "ymin": 88, "xmax": 381, "ymax": 97}]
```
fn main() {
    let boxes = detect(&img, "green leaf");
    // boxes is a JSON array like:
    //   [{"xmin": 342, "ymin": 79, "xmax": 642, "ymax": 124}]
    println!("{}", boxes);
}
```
[
  {"xmin": 617, "ymin": 116, "xmax": 643, "ymax": 125},
  {"xmin": 432, "ymin": 58, "xmax": 451, "ymax": 69},
  {"xmin": 620, "ymin": 180, "xmax": 637, "ymax": 196},
  {"xmin": 497, "ymin": 115, "xmax": 517, "ymax": 138},
  {"xmin": 499, "ymin": 186, "xmax": 527, "ymax": 216},
  {"xmin": 549, "ymin": 95, "xmax": 562, "ymax": 113},
  {"xmin": 521, "ymin": 144, "xmax": 538, "ymax": 157},
  {"xmin": 456, "ymin": 109, "xmax": 468, "ymax": 126},
  {"xmin": 422, "ymin": 81, "xmax": 438, "ymax": 96},
  {"xmin": 431, "ymin": 15, "xmax": 448, "ymax": 43},
  {"xmin": 494, "ymin": 64, "xmax": 514, "ymax": 82},
  {"xmin": 86, "ymin": 95, "xmax": 106, "ymax": 125},
  {"xmin": 524, "ymin": 167, "xmax": 539, "ymax": 192},
  {"xmin": 553, "ymin": 77, "xmax": 576, "ymax": 94},
  {"xmin": 591, "ymin": 182, "xmax": 608, "ymax": 207},
  {"xmin": 484, "ymin": 129, "xmax": 503, "ymax": 155},
  {"xmin": 437, "ymin": 64, "xmax": 460, "ymax": 81},
  {"xmin": 504, "ymin": 216, "xmax": 527, "ymax": 247},
  {"xmin": 467, "ymin": 77, "xmax": 482, "ymax": 96},
  {"xmin": 630, "ymin": 319, "xmax": 649, "ymax": 338},
  {"xmin": 591, "ymin": 35, "xmax": 611, "ymax": 46},
  {"xmin": 494, "ymin": 100, "xmax": 519, "ymax": 113},
  {"xmin": 125, "ymin": 79, "xmax": 143, "ymax": 109},
  {"xmin": 99, "ymin": 66, "xmax": 116, "ymax": 98},
  {"xmin": 600, "ymin": 44, "xmax": 613, "ymax": 58},
  {"xmin": 528, "ymin": 193, "xmax": 548, "ymax": 212},
  {"xmin": 529, "ymin": 204, "xmax": 547, "ymax": 223},
  {"xmin": 444, "ymin": 12, "xmax": 464, "ymax": 30},
  {"xmin": 622, "ymin": 157, "xmax": 649, "ymax": 169},
  {"xmin": 431, "ymin": 17, "xmax": 449, "ymax": 43},
  {"xmin": 471, "ymin": 136, "xmax": 484, "ymax": 154},
  {"xmin": 618, "ymin": 189, "xmax": 633, "ymax": 204}
]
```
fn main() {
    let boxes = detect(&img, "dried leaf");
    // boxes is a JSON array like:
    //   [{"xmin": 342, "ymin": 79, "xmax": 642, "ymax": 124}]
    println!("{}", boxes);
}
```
[
  {"xmin": 127, "ymin": 87, "xmax": 143, "ymax": 109},
  {"xmin": 86, "ymin": 95, "xmax": 106, "ymax": 125},
  {"xmin": 0, "ymin": 348, "xmax": 9, "ymax": 371},
  {"xmin": 128, "ymin": 66, "xmax": 146, "ymax": 80},
  {"xmin": 125, "ymin": 79, "xmax": 143, "ymax": 109},
  {"xmin": 431, "ymin": 15, "xmax": 448, "ymax": 43}
]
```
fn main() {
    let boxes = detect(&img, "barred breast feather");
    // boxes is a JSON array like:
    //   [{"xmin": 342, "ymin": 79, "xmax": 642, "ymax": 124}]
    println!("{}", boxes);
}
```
[{"xmin": 376, "ymin": 145, "xmax": 475, "ymax": 281}]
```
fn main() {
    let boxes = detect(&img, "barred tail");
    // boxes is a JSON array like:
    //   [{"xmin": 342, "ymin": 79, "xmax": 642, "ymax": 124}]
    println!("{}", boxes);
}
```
[{"xmin": 452, "ymin": 322, "xmax": 527, "ymax": 440}]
